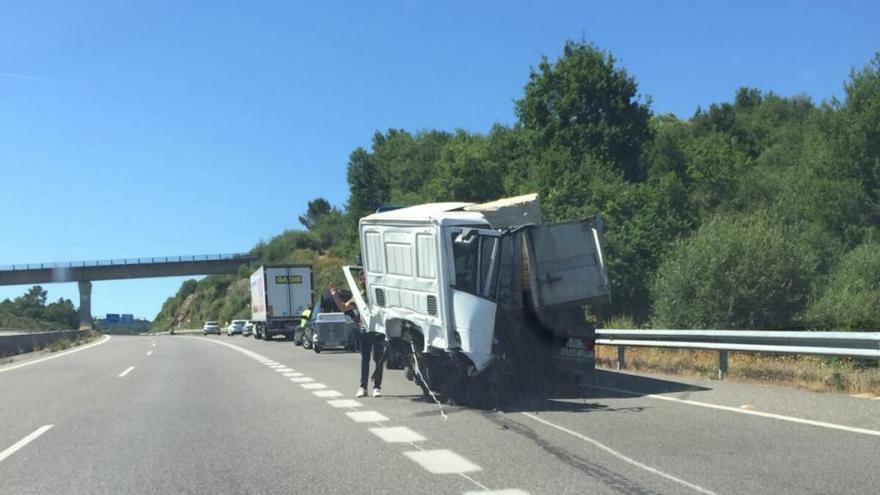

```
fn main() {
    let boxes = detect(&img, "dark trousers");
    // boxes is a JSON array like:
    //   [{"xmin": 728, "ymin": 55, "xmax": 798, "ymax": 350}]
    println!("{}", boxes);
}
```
[{"xmin": 359, "ymin": 332, "xmax": 386, "ymax": 389}]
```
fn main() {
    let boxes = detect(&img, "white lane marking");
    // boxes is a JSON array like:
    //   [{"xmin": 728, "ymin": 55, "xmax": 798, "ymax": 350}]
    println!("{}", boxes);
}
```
[
  {"xmin": 0, "ymin": 425, "xmax": 54, "ymax": 463},
  {"xmin": 0, "ymin": 335, "xmax": 111, "ymax": 374},
  {"xmin": 522, "ymin": 412, "xmax": 718, "ymax": 495},
  {"xmin": 369, "ymin": 426, "xmax": 426, "ymax": 443},
  {"xmin": 282, "ymin": 372, "xmax": 302, "ymax": 377},
  {"xmin": 464, "ymin": 490, "xmax": 531, "ymax": 495},
  {"xmin": 314, "ymin": 390, "xmax": 344, "ymax": 398},
  {"xmin": 327, "ymin": 399, "xmax": 362, "ymax": 408},
  {"xmin": 403, "ymin": 449, "xmax": 482, "ymax": 474},
  {"xmin": 591, "ymin": 384, "xmax": 880, "ymax": 438},
  {"xmin": 151, "ymin": 343, "xmax": 156, "ymax": 347},
  {"xmin": 267, "ymin": 364, "xmax": 285, "ymax": 368},
  {"xmin": 146, "ymin": 350, "xmax": 152, "ymax": 357},
  {"xmin": 117, "ymin": 366, "xmax": 135, "ymax": 378},
  {"xmin": 290, "ymin": 377, "xmax": 314, "ymax": 383},
  {"xmin": 346, "ymin": 411, "xmax": 389, "ymax": 423},
  {"xmin": 274, "ymin": 368, "xmax": 294, "ymax": 373},
  {"xmin": 300, "ymin": 383, "xmax": 327, "ymax": 390}
]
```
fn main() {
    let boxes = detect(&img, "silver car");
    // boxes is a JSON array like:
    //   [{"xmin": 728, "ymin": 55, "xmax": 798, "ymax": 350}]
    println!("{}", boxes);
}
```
[
  {"xmin": 203, "ymin": 321, "xmax": 221, "ymax": 335},
  {"xmin": 226, "ymin": 319, "xmax": 247, "ymax": 336}
]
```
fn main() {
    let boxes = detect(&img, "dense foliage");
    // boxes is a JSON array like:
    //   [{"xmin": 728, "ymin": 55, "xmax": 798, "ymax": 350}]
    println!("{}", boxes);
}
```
[
  {"xmin": 0, "ymin": 285, "xmax": 79, "ymax": 330},
  {"xmin": 155, "ymin": 42, "xmax": 880, "ymax": 331}
]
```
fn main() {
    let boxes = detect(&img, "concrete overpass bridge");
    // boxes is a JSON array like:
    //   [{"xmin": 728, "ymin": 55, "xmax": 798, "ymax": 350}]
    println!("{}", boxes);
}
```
[{"xmin": 0, "ymin": 253, "xmax": 257, "ymax": 329}]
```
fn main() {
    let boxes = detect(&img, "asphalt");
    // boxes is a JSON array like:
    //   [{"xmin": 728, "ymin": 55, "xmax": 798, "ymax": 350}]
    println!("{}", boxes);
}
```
[{"xmin": 0, "ymin": 334, "xmax": 877, "ymax": 494}]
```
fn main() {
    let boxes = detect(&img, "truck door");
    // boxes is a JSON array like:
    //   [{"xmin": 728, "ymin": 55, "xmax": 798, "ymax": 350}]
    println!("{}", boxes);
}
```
[
  {"xmin": 449, "ymin": 228, "xmax": 502, "ymax": 372},
  {"xmin": 524, "ymin": 216, "xmax": 610, "ymax": 309}
]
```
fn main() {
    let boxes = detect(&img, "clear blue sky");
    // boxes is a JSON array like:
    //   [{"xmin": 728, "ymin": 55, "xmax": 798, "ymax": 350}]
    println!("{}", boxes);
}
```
[{"xmin": 1, "ymin": 1, "xmax": 877, "ymax": 320}]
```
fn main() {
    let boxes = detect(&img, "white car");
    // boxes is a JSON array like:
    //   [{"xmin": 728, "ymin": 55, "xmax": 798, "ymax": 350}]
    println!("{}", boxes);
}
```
[
  {"xmin": 243, "ymin": 321, "xmax": 254, "ymax": 337},
  {"xmin": 203, "ymin": 321, "xmax": 221, "ymax": 336},
  {"xmin": 226, "ymin": 320, "xmax": 247, "ymax": 336}
]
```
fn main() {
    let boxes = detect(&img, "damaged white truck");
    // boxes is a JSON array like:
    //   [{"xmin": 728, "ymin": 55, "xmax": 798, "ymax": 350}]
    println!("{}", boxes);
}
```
[{"xmin": 343, "ymin": 194, "xmax": 611, "ymax": 404}]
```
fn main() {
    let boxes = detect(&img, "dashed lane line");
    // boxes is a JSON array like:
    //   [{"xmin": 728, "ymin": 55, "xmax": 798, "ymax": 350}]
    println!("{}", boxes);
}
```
[
  {"xmin": 0, "ymin": 425, "xmax": 54, "ymax": 463},
  {"xmin": 282, "ymin": 372, "xmax": 302, "ymax": 377},
  {"xmin": 346, "ymin": 411, "xmax": 390, "ymax": 423},
  {"xmin": 146, "ymin": 350, "xmax": 152, "ymax": 357},
  {"xmin": 313, "ymin": 390, "xmax": 344, "ymax": 398},
  {"xmin": 117, "ymin": 366, "xmax": 135, "ymax": 378},
  {"xmin": 300, "ymin": 383, "xmax": 327, "ymax": 390},
  {"xmin": 522, "ymin": 412, "xmax": 718, "ymax": 495},
  {"xmin": 368, "ymin": 426, "xmax": 427, "ymax": 443},
  {"xmin": 403, "ymin": 449, "xmax": 482, "ymax": 474},
  {"xmin": 0, "ymin": 335, "xmax": 111, "ymax": 374},
  {"xmin": 184, "ymin": 337, "xmax": 516, "ymax": 495}
]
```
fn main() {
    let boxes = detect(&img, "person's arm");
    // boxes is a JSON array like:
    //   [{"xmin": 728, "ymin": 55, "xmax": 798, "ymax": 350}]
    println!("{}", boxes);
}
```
[{"xmin": 330, "ymin": 284, "xmax": 355, "ymax": 312}]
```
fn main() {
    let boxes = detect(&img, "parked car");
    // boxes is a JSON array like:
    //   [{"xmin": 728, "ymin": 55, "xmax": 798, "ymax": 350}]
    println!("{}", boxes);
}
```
[
  {"xmin": 297, "ymin": 300, "xmax": 357, "ymax": 352},
  {"xmin": 243, "ymin": 321, "xmax": 254, "ymax": 337},
  {"xmin": 203, "ymin": 321, "xmax": 221, "ymax": 335},
  {"xmin": 226, "ymin": 320, "xmax": 247, "ymax": 336}
]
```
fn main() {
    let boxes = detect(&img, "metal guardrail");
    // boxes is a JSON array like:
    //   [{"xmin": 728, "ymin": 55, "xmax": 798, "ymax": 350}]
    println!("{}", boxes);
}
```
[
  {"xmin": 595, "ymin": 329, "xmax": 880, "ymax": 379},
  {"xmin": 0, "ymin": 253, "xmax": 252, "ymax": 271}
]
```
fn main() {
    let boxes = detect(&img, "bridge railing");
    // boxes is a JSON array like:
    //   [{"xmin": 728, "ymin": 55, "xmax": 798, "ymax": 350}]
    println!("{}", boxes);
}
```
[{"xmin": 0, "ymin": 253, "xmax": 253, "ymax": 271}]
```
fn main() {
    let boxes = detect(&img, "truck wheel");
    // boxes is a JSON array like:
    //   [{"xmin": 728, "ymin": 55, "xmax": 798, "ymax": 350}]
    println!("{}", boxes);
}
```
[
  {"xmin": 302, "ymin": 336, "xmax": 311, "ymax": 349},
  {"xmin": 314, "ymin": 344, "xmax": 322, "ymax": 353}
]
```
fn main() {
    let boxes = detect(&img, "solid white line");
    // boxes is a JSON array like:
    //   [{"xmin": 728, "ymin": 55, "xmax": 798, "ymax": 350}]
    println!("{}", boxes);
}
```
[
  {"xmin": 0, "ymin": 425, "xmax": 54, "ymax": 463},
  {"xmin": 591, "ymin": 384, "xmax": 880, "ymax": 438},
  {"xmin": 522, "ymin": 412, "xmax": 717, "ymax": 495},
  {"xmin": 117, "ymin": 366, "xmax": 135, "ymax": 378},
  {"xmin": 146, "ymin": 350, "xmax": 152, "ymax": 357},
  {"xmin": 0, "ymin": 335, "xmax": 111, "ymax": 374}
]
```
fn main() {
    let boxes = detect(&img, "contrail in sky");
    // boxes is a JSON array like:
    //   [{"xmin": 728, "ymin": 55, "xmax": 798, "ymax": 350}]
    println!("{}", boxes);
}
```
[{"xmin": 0, "ymin": 71, "xmax": 74, "ymax": 85}]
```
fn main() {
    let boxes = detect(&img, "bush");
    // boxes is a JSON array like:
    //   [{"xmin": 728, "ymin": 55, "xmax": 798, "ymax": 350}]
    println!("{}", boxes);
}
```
[
  {"xmin": 807, "ymin": 242, "xmax": 880, "ymax": 330},
  {"xmin": 651, "ymin": 212, "xmax": 815, "ymax": 329}
]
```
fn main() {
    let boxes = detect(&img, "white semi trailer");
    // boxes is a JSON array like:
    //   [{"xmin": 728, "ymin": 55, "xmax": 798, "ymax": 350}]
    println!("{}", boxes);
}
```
[
  {"xmin": 250, "ymin": 265, "xmax": 313, "ymax": 341},
  {"xmin": 343, "ymin": 194, "xmax": 610, "ymax": 403}
]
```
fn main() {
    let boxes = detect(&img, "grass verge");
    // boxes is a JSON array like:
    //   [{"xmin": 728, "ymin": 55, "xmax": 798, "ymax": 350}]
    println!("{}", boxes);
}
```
[{"xmin": 595, "ymin": 345, "xmax": 880, "ymax": 395}]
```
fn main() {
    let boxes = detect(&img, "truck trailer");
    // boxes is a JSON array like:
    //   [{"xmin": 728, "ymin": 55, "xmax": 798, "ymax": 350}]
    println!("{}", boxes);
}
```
[
  {"xmin": 343, "ymin": 194, "xmax": 610, "ymax": 404},
  {"xmin": 250, "ymin": 265, "xmax": 313, "ymax": 341}
]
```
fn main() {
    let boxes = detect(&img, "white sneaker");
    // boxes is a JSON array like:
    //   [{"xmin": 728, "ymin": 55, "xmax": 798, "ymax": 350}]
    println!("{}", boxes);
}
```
[
  {"xmin": 373, "ymin": 388, "xmax": 382, "ymax": 398},
  {"xmin": 355, "ymin": 387, "xmax": 367, "ymax": 398}
]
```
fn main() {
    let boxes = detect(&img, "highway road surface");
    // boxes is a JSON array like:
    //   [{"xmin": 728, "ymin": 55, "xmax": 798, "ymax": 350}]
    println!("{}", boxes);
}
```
[{"xmin": 1, "ymin": 334, "xmax": 878, "ymax": 494}]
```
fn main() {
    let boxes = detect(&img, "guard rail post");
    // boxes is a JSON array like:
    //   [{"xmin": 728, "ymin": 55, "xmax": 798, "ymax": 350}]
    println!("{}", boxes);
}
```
[
  {"xmin": 617, "ymin": 345, "xmax": 626, "ymax": 370},
  {"xmin": 718, "ymin": 351, "xmax": 729, "ymax": 380}
]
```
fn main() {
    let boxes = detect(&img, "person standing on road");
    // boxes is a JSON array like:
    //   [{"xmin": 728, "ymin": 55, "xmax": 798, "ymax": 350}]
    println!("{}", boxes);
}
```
[{"xmin": 330, "ymin": 272, "xmax": 385, "ymax": 398}]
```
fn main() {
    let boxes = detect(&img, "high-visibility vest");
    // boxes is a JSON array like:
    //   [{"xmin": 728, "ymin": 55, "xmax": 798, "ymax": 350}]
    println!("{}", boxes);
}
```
[{"xmin": 300, "ymin": 308, "xmax": 311, "ymax": 328}]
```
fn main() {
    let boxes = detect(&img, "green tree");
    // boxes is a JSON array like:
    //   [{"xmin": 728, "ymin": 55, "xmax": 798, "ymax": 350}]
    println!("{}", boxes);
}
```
[
  {"xmin": 346, "ymin": 147, "xmax": 390, "ymax": 220},
  {"xmin": 807, "ymin": 241, "xmax": 880, "ymax": 330},
  {"xmin": 516, "ymin": 39, "xmax": 652, "ymax": 183},
  {"xmin": 298, "ymin": 198, "xmax": 332, "ymax": 230},
  {"xmin": 652, "ymin": 213, "xmax": 815, "ymax": 329}
]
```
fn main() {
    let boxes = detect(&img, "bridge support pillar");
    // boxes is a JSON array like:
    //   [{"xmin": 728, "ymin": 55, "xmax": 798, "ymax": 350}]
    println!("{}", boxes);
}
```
[{"xmin": 78, "ymin": 280, "xmax": 93, "ymax": 330}]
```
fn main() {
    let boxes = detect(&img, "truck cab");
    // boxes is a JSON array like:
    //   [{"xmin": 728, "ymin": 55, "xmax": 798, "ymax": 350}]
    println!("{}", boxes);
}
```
[{"xmin": 345, "ymin": 195, "xmax": 610, "ymax": 399}]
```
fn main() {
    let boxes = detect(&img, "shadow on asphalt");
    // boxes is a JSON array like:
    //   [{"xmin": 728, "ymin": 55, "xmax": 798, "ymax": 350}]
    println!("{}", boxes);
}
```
[{"xmin": 409, "ymin": 369, "xmax": 711, "ymax": 414}]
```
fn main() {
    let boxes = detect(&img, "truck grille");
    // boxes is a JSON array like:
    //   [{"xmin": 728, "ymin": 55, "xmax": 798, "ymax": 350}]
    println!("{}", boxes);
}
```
[
  {"xmin": 375, "ymin": 288, "xmax": 385, "ymax": 307},
  {"xmin": 426, "ymin": 295, "xmax": 437, "ymax": 315}
]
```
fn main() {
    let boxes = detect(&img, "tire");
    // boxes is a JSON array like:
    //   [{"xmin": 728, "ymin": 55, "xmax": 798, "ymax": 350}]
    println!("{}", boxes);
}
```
[
  {"xmin": 314, "ymin": 345, "xmax": 322, "ymax": 353},
  {"xmin": 302, "ymin": 335, "xmax": 311, "ymax": 349}
]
